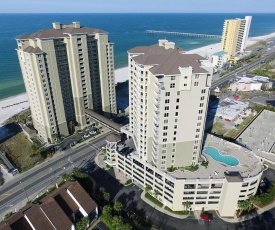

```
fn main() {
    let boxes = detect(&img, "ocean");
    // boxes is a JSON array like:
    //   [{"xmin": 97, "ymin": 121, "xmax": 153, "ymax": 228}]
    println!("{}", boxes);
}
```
[{"xmin": 0, "ymin": 13, "xmax": 275, "ymax": 109}]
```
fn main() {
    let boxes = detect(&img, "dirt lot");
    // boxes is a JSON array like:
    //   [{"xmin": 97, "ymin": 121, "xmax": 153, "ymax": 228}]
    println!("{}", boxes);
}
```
[{"xmin": 0, "ymin": 132, "xmax": 41, "ymax": 172}]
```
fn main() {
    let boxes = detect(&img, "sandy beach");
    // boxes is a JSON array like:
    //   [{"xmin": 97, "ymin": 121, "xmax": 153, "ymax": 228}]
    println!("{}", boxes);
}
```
[{"xmin": 1, "ymin": 32, "xmax": 275, "ymax": 126}]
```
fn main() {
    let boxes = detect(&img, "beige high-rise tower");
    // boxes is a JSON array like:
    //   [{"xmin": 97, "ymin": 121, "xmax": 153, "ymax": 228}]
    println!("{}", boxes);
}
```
[
  {"xmin": 16, "ymin": 22, "xmax": 117, "ymax": 143},
  {"xmin": 127, "ymin": 40, "xmax": 213, "ymax": 170},
  {"xmin": 221, "ymin": 16, "xmax": 252, "ymax": 61}
]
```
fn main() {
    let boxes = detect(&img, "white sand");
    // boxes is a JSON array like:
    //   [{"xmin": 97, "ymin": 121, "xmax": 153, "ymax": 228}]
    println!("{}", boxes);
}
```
[{"xmin": 1, "ymin": 32, "xmax": 274, "ymax": 125}]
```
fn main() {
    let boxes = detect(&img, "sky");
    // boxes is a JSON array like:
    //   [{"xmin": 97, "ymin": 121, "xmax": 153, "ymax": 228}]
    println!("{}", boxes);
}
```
[{"xmin": 1, "ymin": 0, "xmax": 275, "ymax": 13}]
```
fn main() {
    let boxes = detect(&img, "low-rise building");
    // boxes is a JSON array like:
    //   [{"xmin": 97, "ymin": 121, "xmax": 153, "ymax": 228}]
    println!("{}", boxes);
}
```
[
  {"xmin": 237, "ymin": 110, "xmax": 275, "ymax": 165},
  {"xmin": 230, "ymin": 76, "xmax": 273, "ymax": 92},
  {"xmin": 106, "ymin": 134, "xmax": 263, "ymax": 217},
  {"xmin": 0, "ymin": 181, "xmax": 98, "ymax": 230},
  {"xmin": 211, "ymin": 51, "xmax": 228, "ymax": 68}
]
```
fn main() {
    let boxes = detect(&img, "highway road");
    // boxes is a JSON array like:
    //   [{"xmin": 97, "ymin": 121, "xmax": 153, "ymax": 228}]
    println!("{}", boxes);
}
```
[
  {"xmin": 211, "ymin": 51, "xmax": 275, "ymax": 90},
  {"xmin": 0, "ymin": 131, "xmax": 112, "ymax": 218}
]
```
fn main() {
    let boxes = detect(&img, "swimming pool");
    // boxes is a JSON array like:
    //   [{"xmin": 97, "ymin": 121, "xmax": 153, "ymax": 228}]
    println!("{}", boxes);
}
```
[{"xmin": 203, "ymin": 147, "xmax": 239, "ymax": 166}]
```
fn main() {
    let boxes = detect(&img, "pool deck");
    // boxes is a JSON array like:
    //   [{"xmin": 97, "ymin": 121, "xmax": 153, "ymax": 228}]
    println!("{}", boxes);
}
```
[{"xmin": 168, "ymin": 134, "xmax": 263, "ymax": 180}]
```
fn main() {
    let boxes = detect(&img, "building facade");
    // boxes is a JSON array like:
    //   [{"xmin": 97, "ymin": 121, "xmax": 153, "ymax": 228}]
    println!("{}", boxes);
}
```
[
  {"xmin": 105, "ymin": 40, "xmax": 263, "ymax": 217},
  {"xmin": 211, "ymin": 51, "xmax": 228, "ymax": 69},
  {"xmin": 221, "ymin": 16, "xmax": 252, "ymax": 61},
  {"xmin": 127, "ymin": 40, "xmax": 213, "ymax": 170},
  {"xmin": 16, "ymin": 22, "xmax": 116, "ymax": 142}
]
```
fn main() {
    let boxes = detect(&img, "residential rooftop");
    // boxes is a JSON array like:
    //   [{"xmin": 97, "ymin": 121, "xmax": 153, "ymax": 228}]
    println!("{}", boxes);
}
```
[
  {"xmin": 238, "ymin": 110, "xmax": 275, "ymax": 162},
  {"xmin": 128, "ymin": 40, "xmax": 211, "ymax": 75},
  {"xmin": 17, "ymin": 22, "xmax": 106, "ymax": 40},
  {"xmin": 167, "ymin": 134, "xmax": 262, "ymax": 180}
]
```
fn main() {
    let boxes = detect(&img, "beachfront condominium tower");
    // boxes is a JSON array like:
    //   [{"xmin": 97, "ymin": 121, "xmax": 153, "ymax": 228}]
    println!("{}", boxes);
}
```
[
  {"xmin": 16, "ymin": 22, "xmax": 116, "ymax": 143},
  {"xmin": 127, "ymin": 40, "xmax": 213, "ymax": 170},
  {"xmin": 221, "ymin": 16, "xmax": 252, "ymax": 60}
]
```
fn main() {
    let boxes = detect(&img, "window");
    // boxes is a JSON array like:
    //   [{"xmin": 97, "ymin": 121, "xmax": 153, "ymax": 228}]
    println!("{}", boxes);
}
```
[
  {"xmin": 199, "ymin": 103, "xmax": 204, "ymax": 107},
  {"xmin": 170, "ymin": 83, "xmax": 175, "ymax": 88},
  {"xmin": 165, "ymin": 99, "xmax": 170, "ymax": 104},
  {"xmin": 174, "ymin": 131, "xmax": 177, "ymax": 135},
  {"xmin": 176, "ymin": 98, "xmax": 180, "ymax": 103},
  {"xmin": 201, "ymin": 96, "xmax": 205, "ymax": 101},
  {"xmin": 161, "ymin": 161, "xmax": 166, "ymax": 165},
  {"xmin": 175, "ymin": 118, "xmax": 178, "ymax": 123},
  {"xmin": 163, "ymin": 138, "xmax": 167, "ymax": 142},
  {"xmin": 171, "ymin": 76, "xmax": 176, "ymax": 80},
  {"xmin": 199, "ymin": 110, "xmax": 203, "ymax": 114},
  {"xmin": 195, "ymin": 134, "xmax": 199, "ymax": 138},
  {"xmin": 163, "ymin": 132, "xmax": 167, "ymax": 136},
  {"xmin": 164, "ymin": 113, "xmax": 169, "ymax": 117},
  {"xmin": 173, "ymin": 143, "xmax": 176, "ymax": 147},
  {"xmin": 165, "ymin": 92, "xmax": 170, "ymax": 96},
  {"xmin": 177, "ymin": 91, "xmax": 180, "ymax": 95},
  {"xmin": 198, "ymin": 116, "xmax": 202, "ymax": 120},
  {"xmin": 162, "ymin": 149, "xmax": 167, "ymax": 153},
  {"xmin": 162, "ymin": 156, "xmax": 166, "ymax": 159},
  {"xmin": 174, "ymin": 125, "xmax": 177, "ymax": 129},
  {"xmin": 197, "ymin": 123, "xmax": 201, "ymax": 126},
  {"xmin": 173, "ymin": 137, "xmax": 177, "ymax": 141},
  {"xmin": 184, "ymin": 84, "xmax": 187, "ymax": 86},
  {"xmin": 172, "ymin": 149, "xmax": 176, "ymax": 153},
  {"xmin": 164, "ymin": 119, "xmax": 168, "ymax": 124},
  {"xmin": 184, "ymin": 76, "xmax": 188, "ymax": 79},
  {"xmin": 195, "ymin": 74, "xmax": 199, "ymax": 79},
  {"xmin": 201, "ymin": 89, "xmax": 206, "ymax": 94},
  {"xmin": 176, "ymin": 105, "xmax": 179, "ymax": 109},
  {"xmin": 175, "ymin": 112, "xmax": 178, "ymax": 116},
  {"xmin": 194, "ymin": 82, "xmax": 199, "ymax": 86},
  {"xmin": 163, "ymin": 144, "xmax": 167, "ymax": 148},
  {"xmin": 163, "ymin": 126, "xmax": 168, "ymax": 130},
  {"xmin": 165, "ymin": 106, "xmax": 169, "ymax": 110}
]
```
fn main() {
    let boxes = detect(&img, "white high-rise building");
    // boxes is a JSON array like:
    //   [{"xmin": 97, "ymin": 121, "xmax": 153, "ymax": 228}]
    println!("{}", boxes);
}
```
[
  {"xmin": 128, "ymin": 40, "xmax": 213, "ymax": 170},
  {"xmin": 105, "ymin": 40, "xmax": 263, "ymax": 217},
  {"xmin": 16, "ymin": 22, "xmax": 117, "ymax": 142}
]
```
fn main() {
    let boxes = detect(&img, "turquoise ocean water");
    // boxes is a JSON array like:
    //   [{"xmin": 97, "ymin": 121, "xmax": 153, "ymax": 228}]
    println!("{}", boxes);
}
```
[{"xmin": 0, "ymin": 13, "xmax": 275, "ymax": 107}]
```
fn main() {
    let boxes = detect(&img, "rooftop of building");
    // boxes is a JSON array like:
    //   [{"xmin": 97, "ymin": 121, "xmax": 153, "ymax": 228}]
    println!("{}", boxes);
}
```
[
  {"xmin": 17, "ymin": 22, "xmax": 106, "ymax": 40},
  {"xmin": 128, "ymin": 39, "xmax": 211, "ymax": 75},
  {"xmin": 233, "ymin": 76, "xmax": 270, "ymax": 84},
  {"xmin": 238, "ymin": 110, "xmax": 275, "ymax": 162},
  {"xmin": 1, "ymin": 181, "xmax": 97, "ymax": 229},
  {"xmin": 212, "ymin": 51, "xmax": 228, "ymax": 56},
  {"xmin": 167, "ymin": 134, "xmax": 262, "ymax": 180}
]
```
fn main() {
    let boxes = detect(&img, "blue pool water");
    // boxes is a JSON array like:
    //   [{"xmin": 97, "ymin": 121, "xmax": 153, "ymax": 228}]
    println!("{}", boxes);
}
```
[{"xmin": 203, "ymin": 147, "xmax": 239, "ymax": 166}]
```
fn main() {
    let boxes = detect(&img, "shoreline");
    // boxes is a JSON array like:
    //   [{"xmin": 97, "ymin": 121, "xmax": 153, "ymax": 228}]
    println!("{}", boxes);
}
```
[{"xmin": 1, "ymin": 31, "xmax": 275, "ymax": 125}]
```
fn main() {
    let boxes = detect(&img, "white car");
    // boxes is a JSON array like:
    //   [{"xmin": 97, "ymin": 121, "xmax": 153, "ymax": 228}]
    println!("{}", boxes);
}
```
[
  {"xmin": 89, "ymin": 130, "xmax": 97, "ymax": 135},
  {"xmin": 84, "ymin": 133, "xmax": 90, "ymax": 138}
]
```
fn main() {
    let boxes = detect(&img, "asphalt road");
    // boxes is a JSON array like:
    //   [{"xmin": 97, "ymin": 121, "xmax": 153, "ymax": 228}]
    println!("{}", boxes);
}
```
[
  {"xmin": 0, "ymin": 131, "xmax": 112, "ymax": 218},
  {"xmin": 211, "ymin": 51, "xmax": 275, "ymax": 90}
]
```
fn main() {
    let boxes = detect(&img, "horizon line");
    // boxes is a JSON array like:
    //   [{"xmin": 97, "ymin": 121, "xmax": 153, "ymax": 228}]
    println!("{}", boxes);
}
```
[{"xmin": 0, "ymin": 12, "xmax": 274, "ymax": 14}]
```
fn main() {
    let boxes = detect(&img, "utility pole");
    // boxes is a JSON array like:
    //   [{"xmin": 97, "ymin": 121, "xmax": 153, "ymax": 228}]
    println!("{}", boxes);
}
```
[{"xmin": 20, "ymin": 181, "xmax": 29, "ymax": 202}]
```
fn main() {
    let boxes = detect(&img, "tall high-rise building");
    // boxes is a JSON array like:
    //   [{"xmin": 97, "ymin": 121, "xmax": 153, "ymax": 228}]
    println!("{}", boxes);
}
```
[
  {"xmin": 128, "ymin": 40, "xmax": 213, "ymax": 170},
  {"xmin": 16, "ymin": 22, "xmax": 116, "ymax": 142},
  {"xmin": 105, "ymin": 40, "xmax": 262, "ymax": 216},
  {"xmin": 221, "ymin": 16, "xmax": 252, "ymax": 60}
]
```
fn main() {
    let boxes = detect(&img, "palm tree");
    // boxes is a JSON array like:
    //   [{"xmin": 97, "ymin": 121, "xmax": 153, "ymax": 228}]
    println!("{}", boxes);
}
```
[
  {"xmin": 114, "ymin": 201, "xmax": 123, "ymax": 214},
  {"xmin": 182, "ymin": 201, "xmax": 191, "ymax": 212},
  {"xmin": 103, "ymin": 192, "xmax": 110, "ymax": 203}
]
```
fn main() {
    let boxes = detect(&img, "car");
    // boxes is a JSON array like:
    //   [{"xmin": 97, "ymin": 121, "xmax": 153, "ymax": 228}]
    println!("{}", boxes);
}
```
[
  {"xmin": 89, "ymin": 130, "xmax": 97, "ymax": 135},
  {"xmin": 200, "ymin": 213, "xmax": 212, "ymax": 221},
  {"xmin": 84, "ymin": 133, "xmax": 90, "ymax": 138}
]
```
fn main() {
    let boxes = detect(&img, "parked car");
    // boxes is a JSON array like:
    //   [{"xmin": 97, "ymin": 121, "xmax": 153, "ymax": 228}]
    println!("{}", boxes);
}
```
[
  {"xmin": 89, "ymin": 130, "xmax": 97, "ymax": 135},
  {"xmin": 84, "ymin": 133, "xmax": 90, "ymax": 138},
  {"xmin": 200, "ymin": 213, "xmax": 212, "ymax": 221}
]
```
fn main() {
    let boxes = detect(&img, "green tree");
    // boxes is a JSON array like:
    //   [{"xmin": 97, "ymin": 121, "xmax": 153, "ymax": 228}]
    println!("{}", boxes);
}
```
[
  {"xmin": 103, "ymin": 192, "xmax": 110, "ymax": 203},
  {"xmin": 102, "ymin": 205, "xmax": 113, "ymax": 223},
  {"xmin": 145, "ymin": 185, "xmax": 152, "ymax": 192},
  {"xmin": 76, "ymin": 217, "xmax": 89, "ymax": 230},
  {"xmin": 112, "ymin": 215, "xmax": 124, "ymax": 228},
  {"xmin": 182, "ymin": 201, "xmax": 190, "ymax": 211},
  {"xmin": 62, "ymin": 173, "xmax": 75, "ymax": 182},
  {"xmin": 72, "ymin": 167, "xmax": 88, "ymax": 179},
  {"xmin": 114, "ymin": 201, "xmax": 123, "ymax": 214}
]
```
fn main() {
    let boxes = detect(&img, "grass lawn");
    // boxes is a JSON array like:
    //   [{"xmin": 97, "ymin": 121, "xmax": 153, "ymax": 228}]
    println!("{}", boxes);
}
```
[
  {"xmin": 210, "ymin": 122, "xmax": 228, "ymax": 136},
  {"xmin": 100, "ymin": 217, "xmax": 116, "ymax": 230},
  {"xmin": 164, "ymin": 206, "xmax": 189, "ymax": 215},
  {"xmin": 224, "ymin": 115, "xmax": 255, "ymax": 140},
  {"xmin": 0, "ymin": 132, "xmax": 41, "ymax": 172},
  {"xmin": 145, "ymin": 193, "xmax": 163, "ymax": 207}
]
